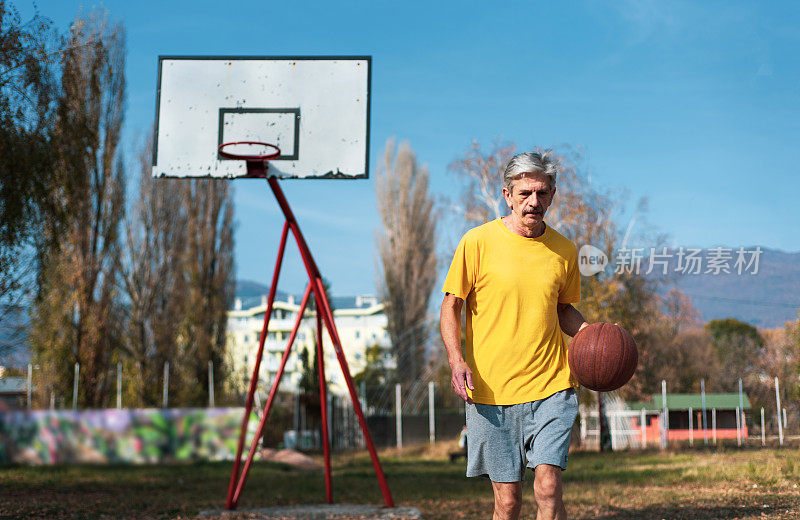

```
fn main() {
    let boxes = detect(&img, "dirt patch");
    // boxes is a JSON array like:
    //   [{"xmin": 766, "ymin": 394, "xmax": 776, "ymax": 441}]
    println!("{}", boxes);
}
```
[{"xmin": 259, "ymin": 449, "xmax": 322, "ymax": 470}]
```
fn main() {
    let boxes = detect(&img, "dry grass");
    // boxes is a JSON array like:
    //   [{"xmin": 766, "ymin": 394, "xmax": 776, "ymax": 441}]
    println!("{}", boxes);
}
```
[{"xmin": 2, "ymin": 444, "xmax": 800, "ymax": 519}]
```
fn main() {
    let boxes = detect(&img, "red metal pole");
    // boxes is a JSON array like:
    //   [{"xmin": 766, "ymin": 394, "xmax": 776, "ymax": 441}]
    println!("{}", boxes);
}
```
[
  {"xmin": 264, "ymin": 178, "xmax": 394, "ymax": 508},
  {"xmin": 316, "ymin": 297, "xmax": 333, "ymax": 503},
  {"xmin": 226, "ymin": 221, "xmax": 290, "ymax": 510},
  {"xmin": 231, "ymin": 283, "xmax": 313, "ymax": 507},
  {"xmin": 266, "ymin": 178, "xmax": 323, "ymax": 278},
  {"xmin": 311, "ymin": 276, "xmax": 395, "ymax": 507}
]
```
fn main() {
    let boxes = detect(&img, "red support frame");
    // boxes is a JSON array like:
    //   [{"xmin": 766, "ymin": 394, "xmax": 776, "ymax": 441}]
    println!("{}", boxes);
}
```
[{"xmin": 225, "ymin": 176, "xmax": 394, "ymax": 510}]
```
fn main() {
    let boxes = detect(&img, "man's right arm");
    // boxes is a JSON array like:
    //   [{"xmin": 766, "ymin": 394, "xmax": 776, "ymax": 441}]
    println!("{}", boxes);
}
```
[{"xmin": 440, "ymin": 292, "xmax": 473, "ymax": 404}]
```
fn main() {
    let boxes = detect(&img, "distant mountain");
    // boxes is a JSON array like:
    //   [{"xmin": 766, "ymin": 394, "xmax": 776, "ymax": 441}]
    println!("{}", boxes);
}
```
[
  {"xmin": 647, "ymin": 247, "xmax": 800, "ymax": 328},
  {"xmin": 5, "ymin": 253, "xmax": 799, "ymax": 371},
  {"xmin": 0, "ymin": 305, "xmax": 30, "ymax": 366},
  {"xmin": 238, "ymin": 247, "xmax": 800, "ymax": 328},
  {"xmin": 233, "ymin": 280, "xmax": 293, "ymax": 309},
  {"xmin": 235, "ymin": 280, "xmax": 271, "ymax": 300},
  {"xmin": 234, "ymin": 280, "xmax": 380, "ymax": 311}
]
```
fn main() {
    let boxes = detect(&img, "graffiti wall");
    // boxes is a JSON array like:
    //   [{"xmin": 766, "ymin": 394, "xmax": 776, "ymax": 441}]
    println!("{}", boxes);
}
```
[{"xmin": 0, "ymin": 408, "xmax": 256, "ymax": 465}]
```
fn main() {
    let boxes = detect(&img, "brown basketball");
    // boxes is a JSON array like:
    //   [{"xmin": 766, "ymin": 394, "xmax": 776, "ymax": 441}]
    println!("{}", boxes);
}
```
[{"xmin": 568, "ymin": 322, "xmax": 638, "ymax": 392}]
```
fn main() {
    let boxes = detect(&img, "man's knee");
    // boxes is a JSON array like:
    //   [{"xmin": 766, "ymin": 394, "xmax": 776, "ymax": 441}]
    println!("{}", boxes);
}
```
[
  {"xmin": 495, "ymin": 492, "xmax": 522, "ymax": 515},
  {"xmin": 492, "ymin": 482, "xmax": 522, "ymax": 517},
  {"xmin": 533, "ymin": 465, "xmax": 563, "ymax": 505}
]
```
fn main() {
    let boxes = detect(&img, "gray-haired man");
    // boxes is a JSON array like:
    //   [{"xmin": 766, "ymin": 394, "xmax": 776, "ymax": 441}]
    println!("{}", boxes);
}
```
[{"xmin": 441, "ymin": 152, "xmax": 589, "ymax": 520}]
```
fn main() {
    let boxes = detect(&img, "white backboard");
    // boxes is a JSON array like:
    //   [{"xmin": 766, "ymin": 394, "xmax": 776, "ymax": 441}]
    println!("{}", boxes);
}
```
[{"xmin": 153, "ymin": 56, "xmax": 371, "ymax": 179}]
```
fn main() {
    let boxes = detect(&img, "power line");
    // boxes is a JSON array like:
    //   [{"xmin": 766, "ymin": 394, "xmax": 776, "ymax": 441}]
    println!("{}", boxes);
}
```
[{"xmin": 682, "ymin": 293, "xmax": 800, "ymax": 310}]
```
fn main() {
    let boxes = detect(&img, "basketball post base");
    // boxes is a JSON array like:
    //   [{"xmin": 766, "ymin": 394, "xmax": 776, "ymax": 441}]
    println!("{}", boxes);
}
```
[{"xmin": 224, "ymin": 175, "xmax": 394, "ymax": 511}]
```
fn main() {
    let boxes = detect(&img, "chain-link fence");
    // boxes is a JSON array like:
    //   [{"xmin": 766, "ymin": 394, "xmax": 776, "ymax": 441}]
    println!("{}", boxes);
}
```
[
  {"xmin": 13, "ymin": 361, "xmax": 797, "ymax": 454},
  {"xmin": 263, "ymin": 380, "xmax": 466, "ymax": 451}
]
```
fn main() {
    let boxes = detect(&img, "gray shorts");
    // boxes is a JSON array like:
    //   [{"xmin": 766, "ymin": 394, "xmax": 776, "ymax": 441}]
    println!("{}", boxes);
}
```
[{"xmin": 465, "ymin": 388, "xmax": 579, "ymax": 482}]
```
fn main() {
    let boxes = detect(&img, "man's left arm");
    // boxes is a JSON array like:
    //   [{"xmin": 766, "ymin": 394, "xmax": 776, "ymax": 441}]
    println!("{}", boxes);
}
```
[{"xmin": 557, "ymin": 303, "xmax": 588, "ymax": 337}]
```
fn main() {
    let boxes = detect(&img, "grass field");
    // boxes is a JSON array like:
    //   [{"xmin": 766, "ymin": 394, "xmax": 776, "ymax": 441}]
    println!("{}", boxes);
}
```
[{"xmin": 2, "ymin": 444, "xmax": 800, "ymax": 519}]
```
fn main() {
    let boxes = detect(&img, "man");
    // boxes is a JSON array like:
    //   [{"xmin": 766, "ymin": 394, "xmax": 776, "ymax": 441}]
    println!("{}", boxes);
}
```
[{"xmin": 440, "ymin": 152, "xmax": 589, "ymax": 520}]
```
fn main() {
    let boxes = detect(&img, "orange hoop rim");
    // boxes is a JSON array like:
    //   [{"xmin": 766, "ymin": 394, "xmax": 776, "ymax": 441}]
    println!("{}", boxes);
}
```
[{"xmin": 218, "ymin": 141, "xmax": 281, "ymax": 161}]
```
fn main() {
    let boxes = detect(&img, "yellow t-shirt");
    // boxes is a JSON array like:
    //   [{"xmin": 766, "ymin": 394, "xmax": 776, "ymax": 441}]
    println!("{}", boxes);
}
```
[{"xmin": 442, "ymin": 218, "xmax": 581, "ymax": 405}]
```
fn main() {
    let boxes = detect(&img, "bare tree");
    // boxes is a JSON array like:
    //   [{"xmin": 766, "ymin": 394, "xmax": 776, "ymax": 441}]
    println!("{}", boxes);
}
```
[
  {"xmin": 118, "ymin": 135, "xmax": 188, "ymax": 406},
  {"xmin": 447, "ymin": 140, "xmax": 517, "ymax": 229},
  {"xmin": 29, "ymin": 12, "xmax": 126, "ymax": 408},
  {"xmin": 376, "ymin": 139, "xmax": 437, "ymax": 384},
  {"xmin": 174, "ymin": 178, "xmax": 235, "ymax": 406},
  {"xmin": 758, "ymin": 321, "xmax": 800, "ymax": 430},
  {"xmin": 118, "ymin": 136, "xmax": 235, "ymax": 408},
  {"xmin": 448, "ymin": 142, "xmax": 620, "ymax": 250}
]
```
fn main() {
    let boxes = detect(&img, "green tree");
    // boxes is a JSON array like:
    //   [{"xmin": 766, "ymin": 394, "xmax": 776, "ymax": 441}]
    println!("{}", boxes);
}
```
[
  {"xmin": 298, "ymin": 346, "xmax": 320, "ymax": 398},
  {"xmin": 297, "ymin": 345, "xmax": 321, "ymax": 430},
  {"xmin": 0, "ymin": 2, "xmax": 57, "ymax": 358},
  {"xmin": 707, "ymin": 318, "xmax": 764, "ymax": 350},
  {"xmin": 354, "ymin": 344, "xmax": 389, "ymax": 386},
  {"xmin": 354, "ymin": 343, "xmax": 392, "ymax": 409},
  {"xmin": 706, "ymin": 318, "xmax": 764, "ymax": 389}
]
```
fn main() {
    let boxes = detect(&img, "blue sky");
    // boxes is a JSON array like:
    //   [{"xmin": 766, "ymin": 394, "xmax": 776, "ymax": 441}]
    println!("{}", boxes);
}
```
[{"xmin": 32, "ymin": 0, "xmax": 800, "ymax": 297}]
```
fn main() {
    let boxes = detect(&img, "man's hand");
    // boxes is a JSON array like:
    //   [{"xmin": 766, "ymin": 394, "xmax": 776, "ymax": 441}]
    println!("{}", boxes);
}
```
[
  {"xmin": 441, "ymin": 293, "xmax": 475, "ymax": 404},
  {"xmin": 450, "ymin": 359, "xmax": 474, "ymax": 404}
]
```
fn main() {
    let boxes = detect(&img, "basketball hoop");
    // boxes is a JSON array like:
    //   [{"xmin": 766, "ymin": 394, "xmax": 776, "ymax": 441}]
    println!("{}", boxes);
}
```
[
  {"xmin": 157, "ymin": 57, "xmax": 392, "ymax": 511},
  {"xmin": 218, "ymin": 141, "xmax": 281, "ymax": 177}
]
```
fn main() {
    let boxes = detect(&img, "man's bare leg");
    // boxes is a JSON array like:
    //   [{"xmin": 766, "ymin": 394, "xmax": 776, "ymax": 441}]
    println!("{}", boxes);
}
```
[
  {"xmin": 533, "ymin": 464, "xmax": 566, "ymax": 520},
  {"xmin": 491, "ymin": 481, "xmax": 522, "ymax": 520}
]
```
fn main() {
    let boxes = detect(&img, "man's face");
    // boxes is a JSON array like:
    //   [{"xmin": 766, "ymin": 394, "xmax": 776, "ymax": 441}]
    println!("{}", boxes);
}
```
[{"xmin": 502, "ymin": 172, "xmax": 555, "ymax": 228}]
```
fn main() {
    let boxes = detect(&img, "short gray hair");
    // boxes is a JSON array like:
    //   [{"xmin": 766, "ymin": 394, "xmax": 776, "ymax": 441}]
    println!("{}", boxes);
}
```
[{"xmin": 503, "ymin": 152, "xmax": 558, "ymax": 192}]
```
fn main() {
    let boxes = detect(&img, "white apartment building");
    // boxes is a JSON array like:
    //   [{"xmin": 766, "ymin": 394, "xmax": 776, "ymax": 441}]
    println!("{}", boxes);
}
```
[{"xmin": 226, "ymin": 292, "xmax": 394, "ymax": 396}]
